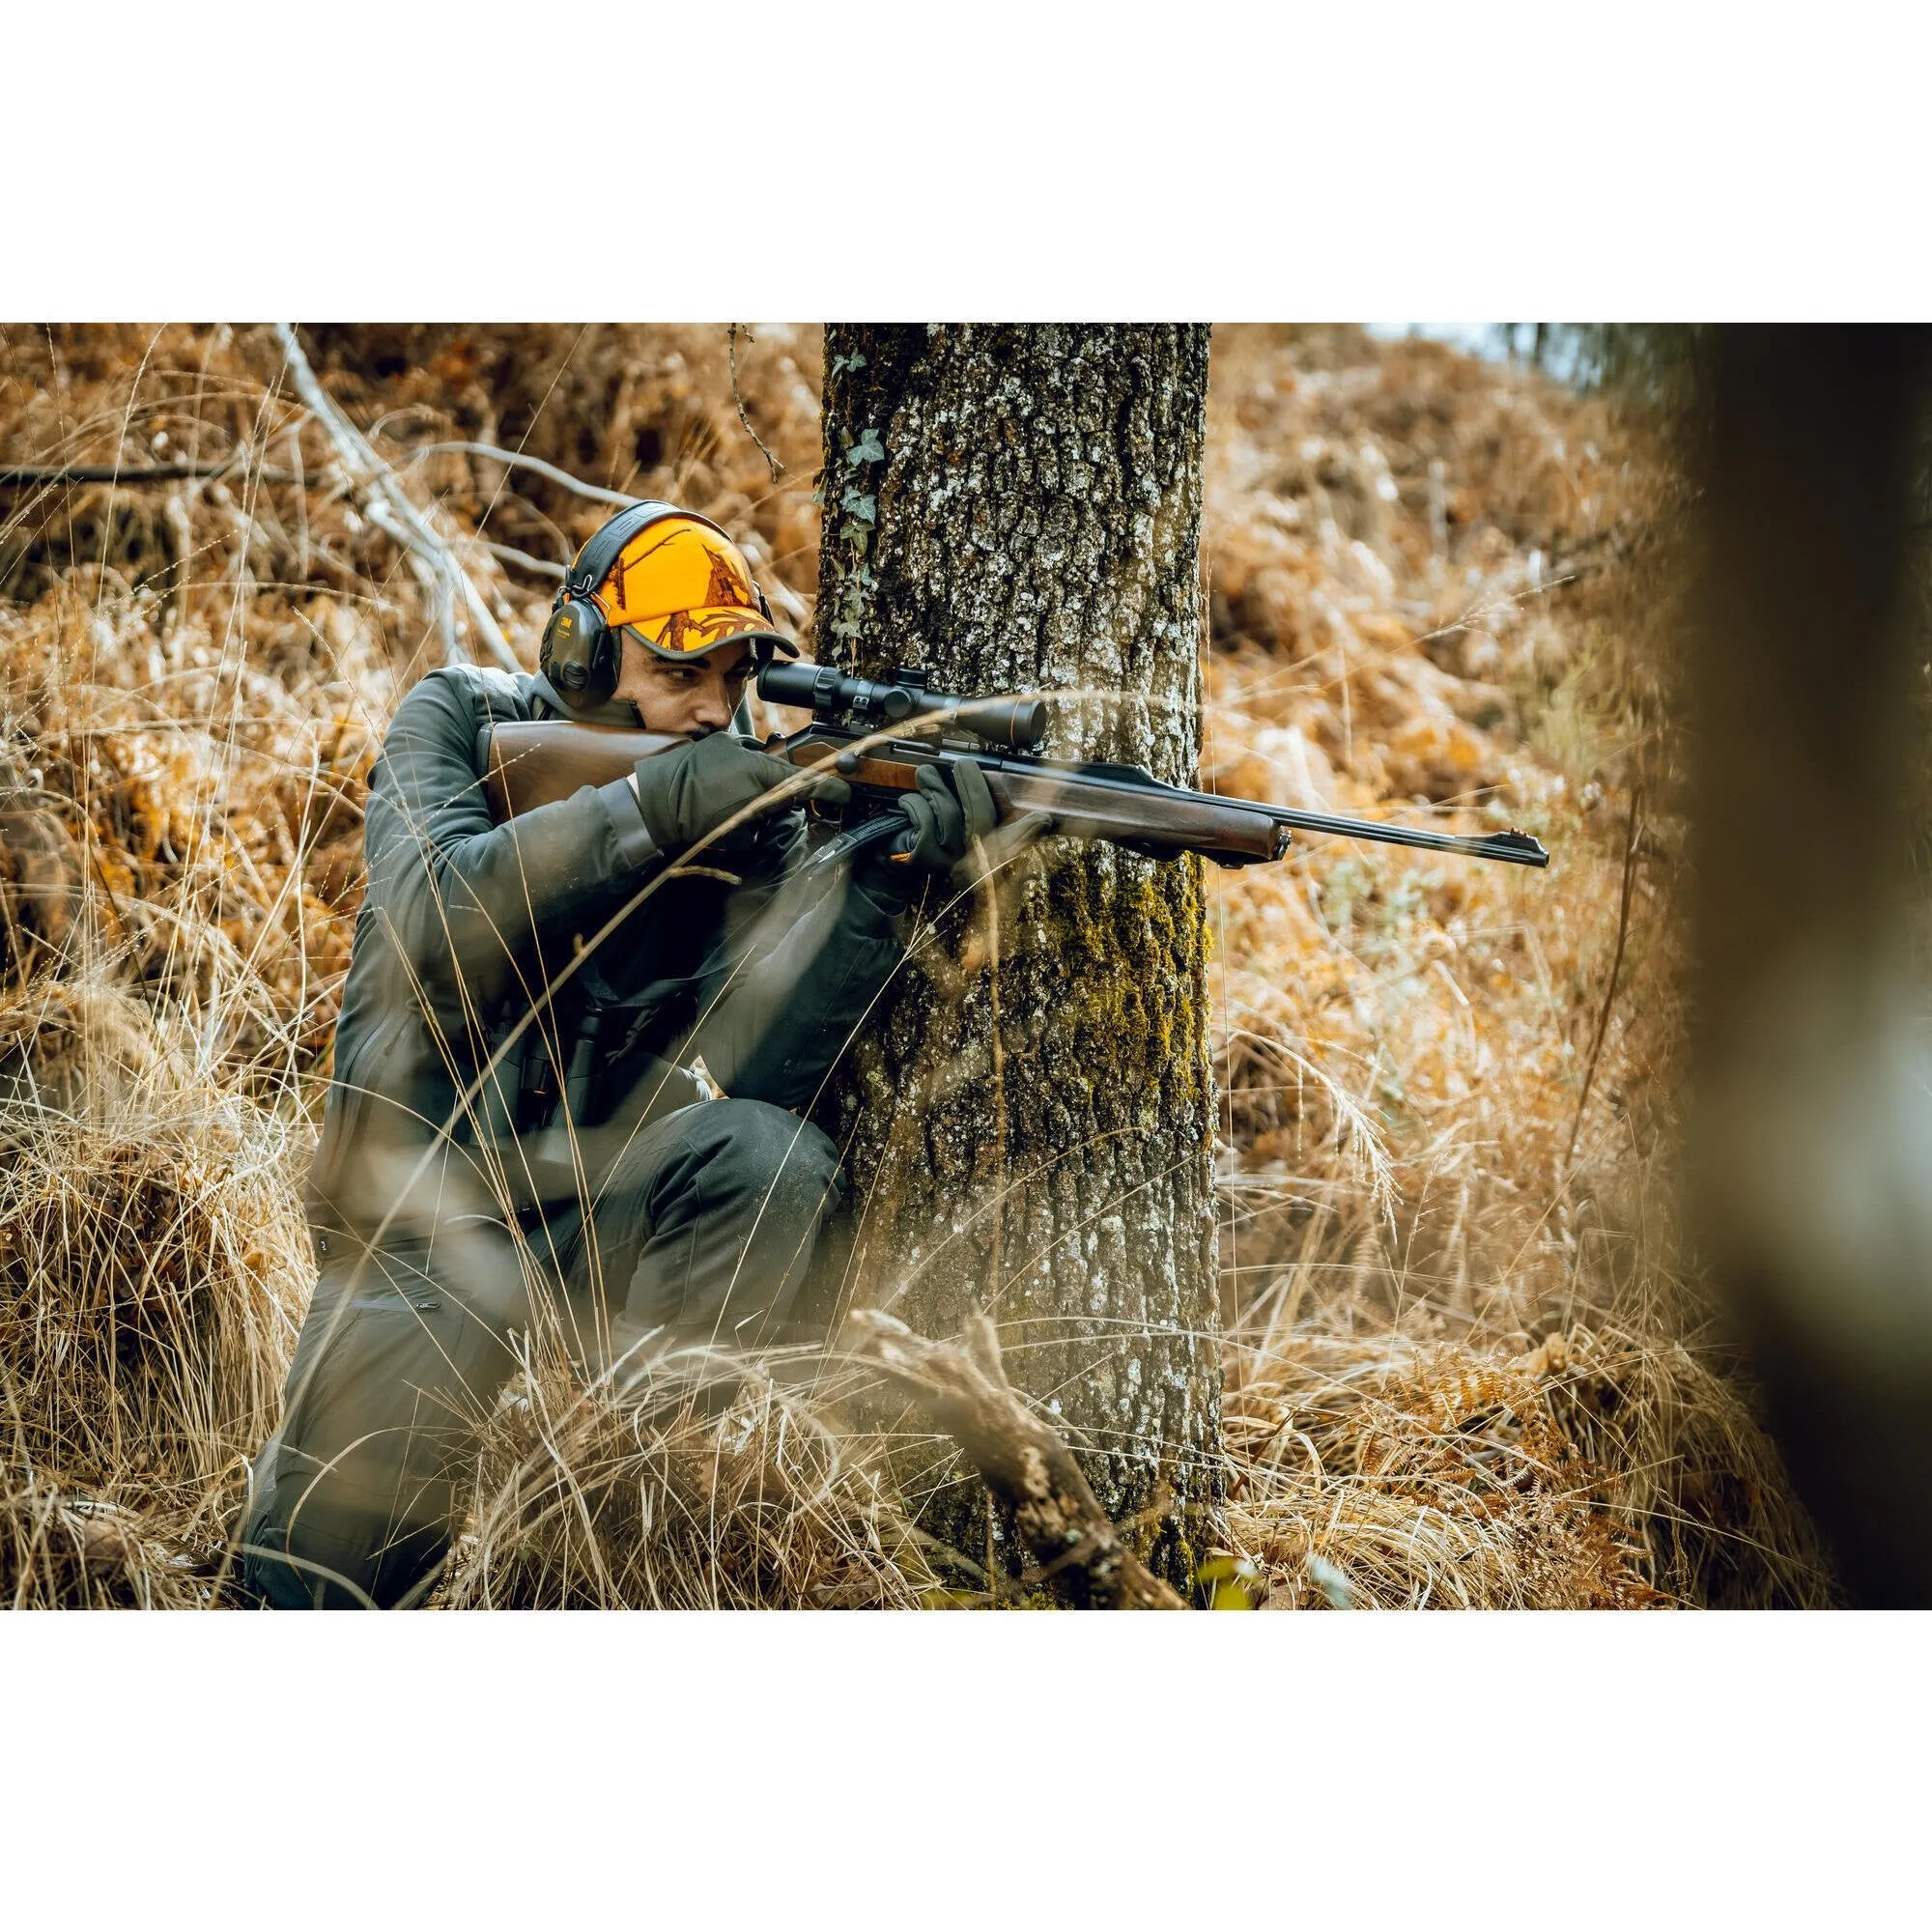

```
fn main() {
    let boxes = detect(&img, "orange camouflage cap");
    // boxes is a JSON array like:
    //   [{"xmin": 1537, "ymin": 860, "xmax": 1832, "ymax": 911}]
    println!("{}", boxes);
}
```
[{"xmin": 582, "ymin": 514, "xmax": 797, "ymax": 661}]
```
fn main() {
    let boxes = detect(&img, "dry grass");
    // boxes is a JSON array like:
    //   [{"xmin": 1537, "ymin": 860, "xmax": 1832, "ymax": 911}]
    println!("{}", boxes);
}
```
[
  {"xmin": 447, "ymin": 1343, "xmax": 937, "ymax": 1610},
  {"xmin": 0, "ymin": 974, "xmax": 307, "ymax": 1495},
  {"xmin": 1531, "ymin": 1320, "xmax": 1836, "ymax": 1608},
  {"xmin": 1226, "ymin": 1336, "xmax": 1660, "ymax": 1609},
  {"xmin": 1220, "ymin": 1317, "xmax": 1833, "ymax": 1610},
  {"xmin": 1181, "ymin": 331, "xmax": 1826, "ymax": 1609},
  {"xmin": 0, "ymin": 322, "xmax": 1833, "ymax": 1608},
  {"xmin": 1201, "ymin": 329, "xmax": 1677, "ymax": 1328},
  {"xmin": 0, "ymin": 976, "xmax": 306, "ymax": 1606},
  {"xmin": 1, "ymin": 1474, "xmax": 213, "ymax": 1611}
]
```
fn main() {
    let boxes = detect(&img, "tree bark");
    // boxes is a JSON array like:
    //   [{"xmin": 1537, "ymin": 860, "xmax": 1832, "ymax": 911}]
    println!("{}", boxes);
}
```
[
  {"xmin": 813, "ymin": 325, "xmax": 1221, "ymax": 1589},
  {"xmin": 843, "ymin": 1310, "xmax": 1186, "ymax": 1609}
]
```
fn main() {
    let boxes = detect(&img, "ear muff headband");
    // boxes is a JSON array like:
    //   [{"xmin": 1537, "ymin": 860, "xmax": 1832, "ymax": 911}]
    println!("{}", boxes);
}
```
[{"xmin": 564, "ymin": 499, "xmax": 704, "ymax": 597}]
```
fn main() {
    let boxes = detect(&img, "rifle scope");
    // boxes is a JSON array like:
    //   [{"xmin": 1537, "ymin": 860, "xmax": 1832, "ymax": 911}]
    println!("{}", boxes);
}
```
[{"xmin": 759, "ymin": 661, "xmax": 1050, "ymax": 752}]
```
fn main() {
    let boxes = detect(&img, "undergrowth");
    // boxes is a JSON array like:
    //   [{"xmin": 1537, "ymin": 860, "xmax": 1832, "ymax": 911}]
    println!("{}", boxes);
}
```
[{"xmin": 0, "ymin": 323, "xmax": 1831, "ymax": 1608}]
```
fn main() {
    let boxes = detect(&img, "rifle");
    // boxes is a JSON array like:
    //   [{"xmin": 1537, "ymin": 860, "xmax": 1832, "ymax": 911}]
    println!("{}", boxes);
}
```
[{"xmin": 481, "ymin": 661, "xmax": 1550, "ymax": 871}]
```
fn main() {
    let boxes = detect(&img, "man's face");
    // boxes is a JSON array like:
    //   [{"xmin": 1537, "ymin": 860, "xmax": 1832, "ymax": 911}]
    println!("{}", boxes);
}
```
[{"xmin": 613, "ymin": 637, "xmax": 755, "ymax": 738}]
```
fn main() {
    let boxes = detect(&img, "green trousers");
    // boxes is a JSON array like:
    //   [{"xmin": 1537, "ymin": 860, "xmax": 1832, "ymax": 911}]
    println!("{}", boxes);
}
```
[{"xmin": 241, "ymin": 1098, "xmax": 840, "ymax": 1609}]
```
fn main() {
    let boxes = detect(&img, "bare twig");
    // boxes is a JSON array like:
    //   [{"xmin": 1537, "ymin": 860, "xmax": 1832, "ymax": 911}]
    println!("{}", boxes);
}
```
[
  {"xmin": 727, "ymin": 325, "xmax": 784, "ymax": 484},
  {"xmin": 842, "ymin": 1309, "xmax": 1185, "ymax": 1608},
  {"xmin": 1565, "ymin": 787, "xmax": 1643, "ymax": 1173},
  {"xmin": 405, "ymin": 440, "xmax": 636, "ymax": 509},
  {"xmin": 469, "ymin": 538, "xmax": 565, "ymax": 580},
  {"xmin": 272, "ymin": 325, "xmax": 520, "ymax": 673}
]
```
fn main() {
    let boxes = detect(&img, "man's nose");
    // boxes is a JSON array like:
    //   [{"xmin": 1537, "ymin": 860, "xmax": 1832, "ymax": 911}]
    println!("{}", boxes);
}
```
[{"xmin": 689, "ymin": 679, "xmax": 733, "ymax": 730}]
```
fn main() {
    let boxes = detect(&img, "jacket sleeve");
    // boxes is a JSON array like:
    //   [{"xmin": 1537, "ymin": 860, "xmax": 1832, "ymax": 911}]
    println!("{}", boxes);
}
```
[
  {"xmin": 362, "ymin": 668, "xmax": 659, "ymax": 1017},
  {"xmin": 685, "ymin": 831, "xmax": 907, "ymax": 1112}
]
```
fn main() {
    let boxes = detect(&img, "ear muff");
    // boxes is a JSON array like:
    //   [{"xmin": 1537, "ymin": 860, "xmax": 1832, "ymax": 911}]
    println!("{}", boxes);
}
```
[{"xmin": 539, "ymin": 594, "xmax": 616, "ymax": 706}]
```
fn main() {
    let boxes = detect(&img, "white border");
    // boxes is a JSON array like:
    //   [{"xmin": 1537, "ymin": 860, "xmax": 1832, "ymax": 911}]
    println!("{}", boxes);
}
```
[
  {"xmin": 2, "ymin": 1610, "xmax": 1923, "ymax": 1921},
  {"xmin": 8, "ymin": 3, "xmax": 1930, "ymax": 317}
]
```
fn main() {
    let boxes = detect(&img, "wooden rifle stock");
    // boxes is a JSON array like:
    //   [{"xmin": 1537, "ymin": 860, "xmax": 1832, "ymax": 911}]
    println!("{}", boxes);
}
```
[{"xmin": 483, "ymin": 720, "xmax": 683, "ymax": 823}]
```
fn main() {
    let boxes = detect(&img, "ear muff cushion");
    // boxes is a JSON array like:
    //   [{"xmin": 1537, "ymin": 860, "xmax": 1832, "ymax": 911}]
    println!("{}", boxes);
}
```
[{"xmin": 540, "ymin": 596, "xmax": 616, "ymax": 703}]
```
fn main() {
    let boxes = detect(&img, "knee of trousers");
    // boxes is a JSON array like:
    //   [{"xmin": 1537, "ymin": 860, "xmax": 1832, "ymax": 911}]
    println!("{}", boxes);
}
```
[
  {"xmin": 622, "ymin": 1097, "xmax": 842, "ymax": 1235},
  {"xmin": 595, "ymin": 1100, "xmax": 843, "ymax": 1344},
  {"xmin": 242, "ymin": 1445, "xmax": 445, "ymax": 1610}
]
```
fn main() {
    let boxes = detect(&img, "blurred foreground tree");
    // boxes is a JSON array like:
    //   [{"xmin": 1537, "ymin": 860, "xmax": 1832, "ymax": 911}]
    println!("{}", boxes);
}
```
[
  {"xmin": 813, "ymin": 325, "xmax": 1220, "ymax": 1589},
  {"xmin": 1689, "ymin": 324, "xmax": 1932, "ymax": 1605}
]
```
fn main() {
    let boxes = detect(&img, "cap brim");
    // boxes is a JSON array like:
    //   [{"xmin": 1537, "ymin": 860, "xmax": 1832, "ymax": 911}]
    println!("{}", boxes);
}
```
[{"xmin": 622, "ymin": 610, "xmax": 800, "ymax": 661}]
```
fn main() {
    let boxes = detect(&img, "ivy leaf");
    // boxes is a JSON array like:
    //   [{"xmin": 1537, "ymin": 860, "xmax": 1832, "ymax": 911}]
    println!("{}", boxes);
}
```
[
  {"xmin": 1199, "ymin": 1554, "xmax": 1258, "ymax": 1609},
  {"xmin": 840, "ymin": 488, "xmax": 876, "ymax": 524},
  {"xmin": 846, "ymin": 429, "xmax": 885, "ymax": 467}
]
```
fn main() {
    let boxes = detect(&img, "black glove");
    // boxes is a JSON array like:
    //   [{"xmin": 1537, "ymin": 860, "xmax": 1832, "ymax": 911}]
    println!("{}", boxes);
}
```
[
  {"xmin": 633, "ymin": 733, "xmax": 850, "ymax": 854},
  {"xmin": 864, "ymin": 760, "xmax": 998, "ymax": 902}
]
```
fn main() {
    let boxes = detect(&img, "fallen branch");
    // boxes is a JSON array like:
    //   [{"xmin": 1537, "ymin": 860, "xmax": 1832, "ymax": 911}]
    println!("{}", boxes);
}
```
[
  {"xmin": 841, "ymin": 1309, "xmax": 1185, "ymax": 1609},
  {"xmin": 272, "ymin": 325, "xmax": 520, "ymax": 673},
  {"xmin": 0, "ymin": 458, "xmax": 307, "ymax": 487}
]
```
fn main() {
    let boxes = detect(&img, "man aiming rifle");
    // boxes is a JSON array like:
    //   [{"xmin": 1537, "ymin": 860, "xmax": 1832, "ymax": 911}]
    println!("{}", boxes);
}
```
[
  {"xmin": 242, "ymin": 501, "xmax": 991, "ymax": 1609},
  {"xmin": 242, "ymin": 497, "xmax": 1544, "ymax": 1610}
]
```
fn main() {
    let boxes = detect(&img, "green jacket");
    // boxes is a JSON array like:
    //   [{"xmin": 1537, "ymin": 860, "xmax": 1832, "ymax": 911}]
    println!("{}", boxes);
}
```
[{"xmin": 309, "ymin": 664, "xmax": 904, "ymax": 1233}]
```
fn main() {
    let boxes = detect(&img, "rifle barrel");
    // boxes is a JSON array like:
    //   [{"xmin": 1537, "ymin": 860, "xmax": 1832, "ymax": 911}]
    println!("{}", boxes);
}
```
[
  {"xmin": 1045, "ymin": 756, "xmax": 1550, "ymax": 867},
  {"xmin": 1261, "ymin": 805, "xmax": 1549, "ymax": 867}
]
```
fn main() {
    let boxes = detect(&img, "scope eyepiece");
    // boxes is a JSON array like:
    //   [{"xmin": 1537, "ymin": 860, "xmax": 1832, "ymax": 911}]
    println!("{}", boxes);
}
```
[{"xmin": 758, "ymin": 661, "xmax": 1049, "ymax": 751}]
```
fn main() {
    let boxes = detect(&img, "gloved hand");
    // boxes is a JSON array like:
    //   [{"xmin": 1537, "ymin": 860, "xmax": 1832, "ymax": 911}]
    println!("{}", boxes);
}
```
[
  {"xmin": 633, "ymin": 733, "xmax": 850, "ymax": 854},
  {"xmin": 863, "ymin": 760, "xmax": 999, "ymax": 902}
]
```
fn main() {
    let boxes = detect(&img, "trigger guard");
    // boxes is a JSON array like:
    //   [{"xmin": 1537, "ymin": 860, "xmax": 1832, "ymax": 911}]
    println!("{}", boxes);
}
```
[{"xmin": 807, "ymin": 812, "xmax": 905, "ymax": 874}]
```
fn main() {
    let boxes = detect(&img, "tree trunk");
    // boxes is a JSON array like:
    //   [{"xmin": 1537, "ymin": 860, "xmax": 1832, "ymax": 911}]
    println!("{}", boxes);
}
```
[{"xmin": 812, "ymin": 324, "xmax": 1221, "ymax": 1590}]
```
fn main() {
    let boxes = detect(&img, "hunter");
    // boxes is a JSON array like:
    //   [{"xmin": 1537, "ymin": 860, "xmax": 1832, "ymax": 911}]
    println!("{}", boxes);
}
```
[{"xmin": 242, "ymin": 501, "xmax": 992, "ymax": 1609}]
